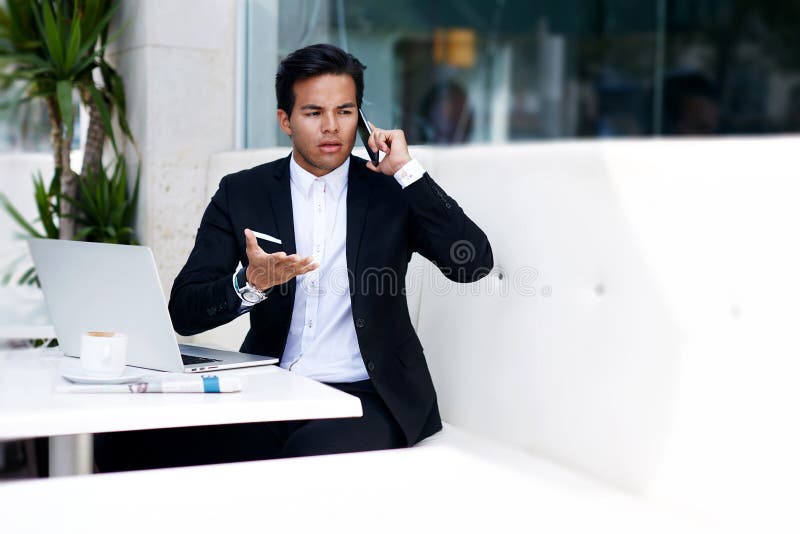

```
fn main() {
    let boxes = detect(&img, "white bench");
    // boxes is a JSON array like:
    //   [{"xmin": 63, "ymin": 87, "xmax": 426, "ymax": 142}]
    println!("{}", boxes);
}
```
[
  {"xmin": 0, "ymin": 137, "xmax": 720, "ymax": 532},
  {"xmin": 3, "ymin": 139, "xmax": 797, "ymax": 532},
  {"xmin": 179, "ymin": 137, "xmax": 800, "ymax": 532}
]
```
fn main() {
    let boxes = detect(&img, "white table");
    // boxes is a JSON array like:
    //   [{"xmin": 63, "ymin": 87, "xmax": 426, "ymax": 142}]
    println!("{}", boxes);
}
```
[{"xmin": 0, "ymin": 348, "xmax": 363, "ymax": 476}]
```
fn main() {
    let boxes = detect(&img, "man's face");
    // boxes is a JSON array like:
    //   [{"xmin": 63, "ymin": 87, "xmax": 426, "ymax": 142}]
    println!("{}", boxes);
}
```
[{"xmin": 278, "ymin": 74, "xmax": 359, "ymax": 177}]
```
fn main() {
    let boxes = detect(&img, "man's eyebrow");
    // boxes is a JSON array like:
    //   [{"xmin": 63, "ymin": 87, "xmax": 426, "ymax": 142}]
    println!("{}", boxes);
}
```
[{"xmin": 298, "ymin": 102, "xmax": 356, "ymax": 111}]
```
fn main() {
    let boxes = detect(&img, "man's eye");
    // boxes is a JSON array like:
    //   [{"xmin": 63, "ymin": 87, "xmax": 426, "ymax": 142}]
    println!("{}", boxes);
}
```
[
  {"xmin": 339, "ymin": 110, "xmax": 352, "ymax": 115},
  {"xmin": 307, "ymin": 112, "xmax": 320, "ymax": 117}
]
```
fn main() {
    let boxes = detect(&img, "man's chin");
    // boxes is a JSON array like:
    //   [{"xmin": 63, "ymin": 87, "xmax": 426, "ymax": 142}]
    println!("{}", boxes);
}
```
[
  {"xmin": 293, "ymin": 142, "xmax": 354, "ymax": 175},
  {"xmin": 310, "ymin": 153, "xmax": 349, "ymax": 172}
]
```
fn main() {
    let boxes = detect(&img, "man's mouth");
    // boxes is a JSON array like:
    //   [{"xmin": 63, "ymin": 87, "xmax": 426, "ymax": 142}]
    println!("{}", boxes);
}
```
[{"xmin": 318, "ymin": 140, "xmax": 342, "ymax": 153}]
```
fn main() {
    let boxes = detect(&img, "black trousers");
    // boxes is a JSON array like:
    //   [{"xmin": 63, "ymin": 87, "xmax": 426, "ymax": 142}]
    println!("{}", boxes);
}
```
[{"xmin": 93, "ymin": 379, "xmax": 406, "ymax": 473}]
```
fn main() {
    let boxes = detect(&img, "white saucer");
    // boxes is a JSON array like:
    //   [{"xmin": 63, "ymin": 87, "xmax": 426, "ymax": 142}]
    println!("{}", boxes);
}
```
[{"xmin": 59, "ymin": 364, "xmax": 148, "ymax": 384}]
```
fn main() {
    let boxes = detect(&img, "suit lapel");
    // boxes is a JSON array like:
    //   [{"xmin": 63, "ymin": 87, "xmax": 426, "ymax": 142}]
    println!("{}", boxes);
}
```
[
  {"xmin": 268, "ymin": 155, "xmax": 297, "ymax": 256},
  {"xmin": 346, "ymin": 156, "xmax": 373, "ymax": 272}
]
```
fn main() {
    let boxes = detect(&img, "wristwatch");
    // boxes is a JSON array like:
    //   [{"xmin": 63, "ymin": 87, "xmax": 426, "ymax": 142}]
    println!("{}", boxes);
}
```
[{"xmin": 234, "ymin": 268, "xmax": 268, "ymax": 304}]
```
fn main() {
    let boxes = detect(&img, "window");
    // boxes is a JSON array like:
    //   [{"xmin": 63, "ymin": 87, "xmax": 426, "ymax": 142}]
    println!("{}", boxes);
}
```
[
  {"xmin": 0, "ymin": 84, "xmax": 82, "ymax": 153},
  {"xmin": 0, "ymin": 88, "xmax": 54, "ymax": 153},
  {"xmin": 242, "ymin": 0, "xmax": 800, "ymax": 147}
]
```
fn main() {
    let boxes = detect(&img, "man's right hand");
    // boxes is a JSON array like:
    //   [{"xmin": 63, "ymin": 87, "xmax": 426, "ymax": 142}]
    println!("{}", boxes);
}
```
[{"xmin": 244, "ymin": 228, "xmax": 318, "ymax": 291}]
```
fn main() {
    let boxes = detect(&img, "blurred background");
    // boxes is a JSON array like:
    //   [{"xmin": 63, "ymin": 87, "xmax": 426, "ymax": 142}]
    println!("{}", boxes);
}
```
[{"xmin": 4, "ymin": 0, "xmax": 800, "ymax": 153}]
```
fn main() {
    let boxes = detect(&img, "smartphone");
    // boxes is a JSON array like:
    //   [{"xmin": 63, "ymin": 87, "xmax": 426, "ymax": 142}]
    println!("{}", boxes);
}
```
[{"xmin": 357, "ymin": 108, "xmax": 381, "ymax": 166}]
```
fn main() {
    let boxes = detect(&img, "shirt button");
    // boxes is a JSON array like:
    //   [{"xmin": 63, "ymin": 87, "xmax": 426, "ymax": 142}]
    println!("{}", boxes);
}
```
[
  {"xmin": 307, "ymin": 319, "xmax": 313, "ymax": 328},
  {"xmin": 367, "ymin": 361, "xmax": 375, "ymax": 372},
  {"xmin": 355, "ymin": 318, "xmax": 366, "ymax": 328}
]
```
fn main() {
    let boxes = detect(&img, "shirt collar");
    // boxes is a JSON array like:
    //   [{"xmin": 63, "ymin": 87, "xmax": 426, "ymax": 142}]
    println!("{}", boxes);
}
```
[{"xmin": 289, "ymin": 152, "xmax": 349, "ymax": 199}]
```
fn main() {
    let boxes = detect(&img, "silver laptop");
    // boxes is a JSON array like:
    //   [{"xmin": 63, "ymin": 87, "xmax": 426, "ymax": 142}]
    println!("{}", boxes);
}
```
[{"xmin": 28, "ymin": 238, "xmax": 278, "ymax": 373}]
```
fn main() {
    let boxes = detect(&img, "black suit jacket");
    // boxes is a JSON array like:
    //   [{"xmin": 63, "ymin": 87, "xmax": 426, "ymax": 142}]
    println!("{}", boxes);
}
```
[{"xmin": 168, "ymin": 154, "xmax": 492, "ymax": 445}]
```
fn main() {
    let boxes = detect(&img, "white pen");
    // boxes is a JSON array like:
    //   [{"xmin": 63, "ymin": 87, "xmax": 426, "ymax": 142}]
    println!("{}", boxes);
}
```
[{"xmin": 57, "ymin": 376, "xmax": 242, "ymax": 394}]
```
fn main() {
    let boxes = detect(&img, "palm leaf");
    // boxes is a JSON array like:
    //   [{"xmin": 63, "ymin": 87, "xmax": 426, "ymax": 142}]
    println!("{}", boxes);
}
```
[
  {"xmin": 100, "ymin": 63, "xmax": 133, "ymax": 143},
  {"xmin": 123, "ymin": 162, "xmax": 140, "ymax": 226},
  {"xmin": 0, "ymin": 191, "xmax": 43, "ymax": 238},
  {"xmin": 76, "ymin": 1, "xmax": 119, "ymax": 56},
  {"xmin": 32, "ymin": 171, "xmax": 59, "ymax": 239},
  {"xmin": 63, "ymin": 4, "xmax": 82, "ymax": 70},
  {"xmin": 72, "ymin": 226, "xmax": 96, "ymax": 241},
  {"xmin": 18, "ymin": 266, "xmax": 37, "ymax": 285},
  {"xmin": 36, "ymin": 0, "xmax": 65, "ymax": 73},
  {"xmin": 5, "ymin": 0, "xmax": 38, "ymax": 49}
]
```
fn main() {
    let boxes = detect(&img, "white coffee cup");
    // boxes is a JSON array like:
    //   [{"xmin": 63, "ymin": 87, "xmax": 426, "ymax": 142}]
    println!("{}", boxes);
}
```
[{"xmin": 80, "ymin": 331, "xmax": 128, "ymax": 377}]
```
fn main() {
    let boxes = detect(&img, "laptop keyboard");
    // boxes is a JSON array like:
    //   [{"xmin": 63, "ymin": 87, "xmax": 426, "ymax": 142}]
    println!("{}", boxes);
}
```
[{"xmin": 181, "ymin": 354, "xmax": 222, "ymax": 365}]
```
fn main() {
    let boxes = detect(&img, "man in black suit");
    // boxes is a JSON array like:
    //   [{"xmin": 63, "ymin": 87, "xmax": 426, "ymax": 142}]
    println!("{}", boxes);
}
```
[{"xmin": 94, "ymin": 44, "xmax": 491, "ymax": 471}]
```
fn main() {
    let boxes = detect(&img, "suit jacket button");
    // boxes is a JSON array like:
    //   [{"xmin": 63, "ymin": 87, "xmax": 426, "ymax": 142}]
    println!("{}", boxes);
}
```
[
  {"xmin": 355, "ymin": 318, "xmax": 366, "ymax": 328},
  {"xmin": 367, "ymin": 361, "xmax": 375, "ymax": 372}
]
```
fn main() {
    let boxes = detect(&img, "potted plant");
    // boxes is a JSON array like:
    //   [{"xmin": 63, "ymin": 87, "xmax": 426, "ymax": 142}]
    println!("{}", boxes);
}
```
[{"xmin": 0, "ymin": 0, "xmax": 138, "ymax": 285}]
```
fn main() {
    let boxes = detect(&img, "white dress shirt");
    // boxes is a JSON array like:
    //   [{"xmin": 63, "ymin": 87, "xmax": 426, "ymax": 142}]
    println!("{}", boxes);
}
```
[
  {"xmin": 236, "ymin": 154, "xmax": 424, "ymax": 383},
  {"xmin": 278, "ymin": 156, "xmax": 366, "ymax": 382}
]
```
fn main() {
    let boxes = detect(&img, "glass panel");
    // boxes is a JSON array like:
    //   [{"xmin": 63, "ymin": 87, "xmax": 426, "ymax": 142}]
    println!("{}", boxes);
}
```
[
  {"xmin": 0, "ymin": 83, "xmax": 82, "ymax": 154},
  {"xmin": 663, "ymin": 0, "xmax": 800, "ymax": 135},
  {"xmin": 242, "ymin": 0, "xmax": 800, "ymax": 147},
  {"xmin": 0, "ymin": 88, "xmax": 54, "ymax": 153}
]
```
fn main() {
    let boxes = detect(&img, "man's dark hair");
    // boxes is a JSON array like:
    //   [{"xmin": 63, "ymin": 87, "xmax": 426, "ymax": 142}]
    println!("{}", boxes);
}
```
[{"xmin": 275, "ymin": 43, "xmax": 366, "ymax": 117}]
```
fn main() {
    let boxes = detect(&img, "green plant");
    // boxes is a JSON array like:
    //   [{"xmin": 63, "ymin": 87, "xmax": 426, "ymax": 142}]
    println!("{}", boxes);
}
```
[
  {"xmin": 0, "ymin": 168, "xmax": 59, "ymax": 284},
  {"xmin": 0, "ymin": 0, "xmax": 135, "ymax": 239},
  {"xmin": 64, "ymin": 156, "xmax": 139, "ymax": 243},
  {"xmin": 0, "ymin": 158, "xmax": 139, "ymax": 285}
]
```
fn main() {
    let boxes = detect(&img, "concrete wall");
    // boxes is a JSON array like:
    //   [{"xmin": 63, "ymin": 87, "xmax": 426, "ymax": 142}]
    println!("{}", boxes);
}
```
[{"xmin": 109, "ymin": 0, "xmax": 238, "ymax": 295}]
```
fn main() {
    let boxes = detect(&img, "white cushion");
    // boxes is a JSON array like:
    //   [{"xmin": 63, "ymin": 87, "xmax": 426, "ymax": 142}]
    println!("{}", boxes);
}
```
[
  {"xmin": 417, "ymin": 141, "xmax": 678, "ymax": 491},
  {"xmin": 415, "ymin": 138, "xmax": 800, "ymax": 530},
  {"xmin": 0, "ymin": 424, "xmax": 712, "ymax": 533}
]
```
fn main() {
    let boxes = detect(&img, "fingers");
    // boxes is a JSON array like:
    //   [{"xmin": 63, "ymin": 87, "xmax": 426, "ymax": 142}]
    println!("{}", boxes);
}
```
[
  {"xmin": 369, "ymin": 125, "xmax": 392, "ymax": 154},
  {"xmin": 368, "ymin": 131, "xmax": 385, "ymax": 154},
  {"xmin": 367, "ymin": 126, "xmax": 379, "ymax": 153},
  {"xmin": 365, "ymin": 127, "xmax": 410, "ymax": 176},
  {"xmin": 244, "ymin": 228, "xmax": 264, "ymax": 257},
  {"xmin": 298, "ymin": 258, "xmax": 319, "ymax": 274},
  {"xmin": 269, "ymin": 253, "xmax": 318, "ymax": 278}
]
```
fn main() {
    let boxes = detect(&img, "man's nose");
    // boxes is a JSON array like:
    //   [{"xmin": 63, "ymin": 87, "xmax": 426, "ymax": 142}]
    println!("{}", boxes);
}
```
[{"xmin": 321, "ymin": 112, "xmax": 339, "ymax": 133}]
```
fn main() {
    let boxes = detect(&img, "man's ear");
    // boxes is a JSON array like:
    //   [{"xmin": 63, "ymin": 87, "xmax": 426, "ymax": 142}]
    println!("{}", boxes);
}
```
[{"xmin": 277, "ymin": 109, "xmax": 292, "ymax": 137}]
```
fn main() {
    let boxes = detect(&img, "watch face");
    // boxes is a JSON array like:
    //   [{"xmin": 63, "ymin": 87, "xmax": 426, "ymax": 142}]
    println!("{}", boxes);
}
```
[{"xmin": 243, "ymin": 289, "xmax": 263, "ymax": 303}]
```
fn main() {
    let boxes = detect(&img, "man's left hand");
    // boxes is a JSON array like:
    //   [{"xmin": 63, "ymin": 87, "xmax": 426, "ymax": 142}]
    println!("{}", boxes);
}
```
[{"xmin": 365, "ymin": 123, "xmax": 412, "ymax": 176}]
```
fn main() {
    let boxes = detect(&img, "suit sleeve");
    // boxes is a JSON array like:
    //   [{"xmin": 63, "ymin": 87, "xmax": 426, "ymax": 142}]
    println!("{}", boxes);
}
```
[
  {"xmin": 168, "ymin": 176, "xmax": 245, "ymax": 336},
  {"xmin": 403, "ymin": 173, "xmax": 493, "ymax": 282}
]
